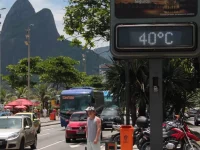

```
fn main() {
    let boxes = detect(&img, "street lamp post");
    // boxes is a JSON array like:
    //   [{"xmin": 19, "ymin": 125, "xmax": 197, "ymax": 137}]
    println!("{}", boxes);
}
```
[
  {"xmin": 0, "ymin": 8, "xmax": 6, "ymax": 104},
  {"xmin": 25, "ymin": 24, "xmax": 34, "ymax": 100}
]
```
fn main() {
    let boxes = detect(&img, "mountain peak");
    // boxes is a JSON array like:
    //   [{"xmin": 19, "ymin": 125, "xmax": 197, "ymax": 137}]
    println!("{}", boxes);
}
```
[{"xmin": 1, "ymin": 0, "xmax": 35, "ymax": 38}]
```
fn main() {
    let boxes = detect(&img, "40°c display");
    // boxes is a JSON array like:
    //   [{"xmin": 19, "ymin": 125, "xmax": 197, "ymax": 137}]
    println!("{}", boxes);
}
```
[
  {"xmin": 116, "ymin": 24, "xmax": 196, "ymax": 50},
  {"xmin": 139, "ymin": 32, "xmax": 174, "ymax": 46}
]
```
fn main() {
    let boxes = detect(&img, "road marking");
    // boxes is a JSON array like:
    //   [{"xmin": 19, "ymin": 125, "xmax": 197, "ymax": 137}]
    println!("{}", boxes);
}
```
[
  {"xmin": 42, "ymin": 128, "xmax": 54, "ymax": 131},
  {"xmin": 37, "ymin": 140, "xmax": 65, "ymax": 150},
  {"xmin": 38, "ymin": 133, "xmax": 50, "ymax": 137}
]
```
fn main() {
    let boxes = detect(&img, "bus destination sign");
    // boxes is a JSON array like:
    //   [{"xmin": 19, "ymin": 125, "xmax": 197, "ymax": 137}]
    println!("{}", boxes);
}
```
[{"xmin": 62, "ymin": 96, "xmax": 74, "ymax": 100}]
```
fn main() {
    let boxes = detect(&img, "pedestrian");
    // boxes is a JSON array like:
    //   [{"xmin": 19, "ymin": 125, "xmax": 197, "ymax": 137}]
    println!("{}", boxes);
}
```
[
  {"xmin": 37, "ymin": 109, "xmax": 41, "ymax": 119},
  {"xmin": 43, "ymin": 108, "xmax": 47, "ymax": 119},
  {"xmin": 57, "ymin": 109, "xmax": 60, "ymax": 119},
  {"xmin": 85, "ymin": 106, "xmax": 101, "ymax": 150}
]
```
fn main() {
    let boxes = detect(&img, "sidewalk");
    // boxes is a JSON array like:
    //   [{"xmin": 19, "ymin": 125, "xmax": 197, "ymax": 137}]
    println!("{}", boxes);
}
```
[{"xmin": 39, "ymin": 116, "xmax": 60, "ymax": 127}]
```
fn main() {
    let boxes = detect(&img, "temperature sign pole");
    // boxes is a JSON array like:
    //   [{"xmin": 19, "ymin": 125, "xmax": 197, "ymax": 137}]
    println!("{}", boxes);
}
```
[{"xmin": 111, "ymin": 0, "xmax": 200, "ymax": 149}]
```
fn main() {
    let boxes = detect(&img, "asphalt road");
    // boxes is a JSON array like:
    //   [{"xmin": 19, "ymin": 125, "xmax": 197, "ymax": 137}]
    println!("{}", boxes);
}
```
[
  {"xmin": 25, "ymin": 124, "xmax": 119, "ymax": 150},
  {"xmin": 22, "ymin": 117, "xmax": 200, "ymax": 150}
]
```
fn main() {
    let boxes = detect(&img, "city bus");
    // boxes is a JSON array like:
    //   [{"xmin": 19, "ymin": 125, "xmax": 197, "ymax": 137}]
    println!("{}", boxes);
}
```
[{"xmin": 60, "ymin": 87, "xmax": 104, "ymax": 127}]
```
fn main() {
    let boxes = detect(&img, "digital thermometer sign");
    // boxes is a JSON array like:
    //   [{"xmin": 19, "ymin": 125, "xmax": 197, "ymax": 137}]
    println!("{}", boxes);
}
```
[{"xmin": 116, "ymin": 24, "xmax": 196, "ymax": 52}]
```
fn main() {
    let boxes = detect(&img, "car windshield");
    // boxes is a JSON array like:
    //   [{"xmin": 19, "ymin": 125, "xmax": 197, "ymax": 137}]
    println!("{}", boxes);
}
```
[
  {"xmin": 101, "ymin": 109, "xmax": 118, "ymax": 116},
  {"xmin": 70, "ymin": 113, "xmax": 87, "ymax": 121},
  {"xmin": 0, "ymin": 118, "xmax": 22, "ymax": 129},
  {"xmin": 60, "ymin": 95, "xmax": 91, "ymax": 112},
  {"xmin": 15, "ymin": 114, "xmax": 31, "ymax": 119}
]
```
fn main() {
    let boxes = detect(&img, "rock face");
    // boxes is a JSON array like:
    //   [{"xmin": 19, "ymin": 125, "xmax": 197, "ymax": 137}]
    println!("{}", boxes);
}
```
[
  {"xmin": 94, "ymin": 46, "xmax": 112, "ymax": 61},
  {"xmin": 1, "ymin": 0, "xmax": 110, "ymax": 75}
]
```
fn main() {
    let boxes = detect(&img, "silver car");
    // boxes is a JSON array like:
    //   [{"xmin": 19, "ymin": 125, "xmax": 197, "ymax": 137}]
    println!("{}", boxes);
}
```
[{"xmin": 0, "ymin": 116, "xmax": 37, "ymax": 149}]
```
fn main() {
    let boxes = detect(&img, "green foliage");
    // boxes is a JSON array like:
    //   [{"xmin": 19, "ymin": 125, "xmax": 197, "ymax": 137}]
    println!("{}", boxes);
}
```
[
  {"xmin": 3, "ymin": 57, "xmax": 43, "ymax": 88},
  {"xmin": 72, "ymin": 74, "xmax": 104, "ymax": 89},
  {"xmin": 0, "ymin": 88, "xmax": 13, "ymax": 104},
  {"xmin": 33, "ymin": 83, "xmax": 55, "ymax": 108},
  {"xmin": 61, "ymin": 0, "xmax": 110, "ymax": 48},
  {"xmin": 37, "ymin": 56, "xmax": 82, "ymax": 89},
  {"xmin": 106, "ymin": 58, "xmax": 198, "ymax": 118}
]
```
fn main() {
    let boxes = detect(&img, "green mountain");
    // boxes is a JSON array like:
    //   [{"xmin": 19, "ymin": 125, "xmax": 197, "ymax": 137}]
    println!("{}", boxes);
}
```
[{"xmin": 1, "ymin": 0, "xmax": 110, "ymax": 75}]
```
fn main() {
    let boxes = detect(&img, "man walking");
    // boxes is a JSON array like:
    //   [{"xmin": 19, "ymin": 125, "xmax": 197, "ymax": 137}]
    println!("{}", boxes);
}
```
[{"xmin": 85, "ymin": 106, "xmax": 101, "ymax": 150}]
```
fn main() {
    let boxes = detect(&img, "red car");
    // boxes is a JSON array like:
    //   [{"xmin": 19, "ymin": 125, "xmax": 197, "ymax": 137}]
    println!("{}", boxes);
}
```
[{"xmin": 65, "ymin": 111, "xmax": 87, "ymax": 142}]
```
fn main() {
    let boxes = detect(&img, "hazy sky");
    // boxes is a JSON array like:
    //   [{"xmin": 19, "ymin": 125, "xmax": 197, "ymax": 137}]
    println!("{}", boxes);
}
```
[{"xmin": 0, "ymin": 0, "xmax": 108, "ymax": 48}]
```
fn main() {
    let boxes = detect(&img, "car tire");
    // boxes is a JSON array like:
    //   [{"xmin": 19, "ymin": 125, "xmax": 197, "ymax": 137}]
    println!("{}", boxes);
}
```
[
  {"xmin": 37, "ymin": 125, "xmax": 41, "ymax": 133},
  {"xmin": 66, "ymin": 138, "xmax": 70, "ymax": 143},
  {"xmin": 19, "ymin": 138, "xmax": 25, "ymax": 150},
  {"xmin": 30, "ymin": 136, "xmax": 37, "ymax": 149},
  {"xmin": 195, "ymin": 122, "xmax": 198, "ymax": 126}
]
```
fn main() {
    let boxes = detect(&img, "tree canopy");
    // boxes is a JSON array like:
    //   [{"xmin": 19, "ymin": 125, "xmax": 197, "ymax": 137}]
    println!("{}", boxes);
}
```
[
  {"xmin": 60, "ymin": 0, "xmax": 110, "ymax": 49},
  {"xmin": 37, "ymin": 56, "xmax": 82, "ymax": 89},
  {"xmin": 3, "ymin": 57, "xmax": 42, "ymax": 88}
]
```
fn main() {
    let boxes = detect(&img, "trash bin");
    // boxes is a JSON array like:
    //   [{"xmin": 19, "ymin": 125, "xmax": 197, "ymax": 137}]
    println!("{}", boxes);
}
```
[
  {"xmin": 49, "ymin": 112, "xmax": 55, "ymax": 120},
  {"xmin": 120, "ymin": 125, "xmax": 134, "ymax": 150}
]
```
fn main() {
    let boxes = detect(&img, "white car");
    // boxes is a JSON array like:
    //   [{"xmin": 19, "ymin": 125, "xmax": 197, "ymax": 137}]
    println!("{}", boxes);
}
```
[{"xmin": 0, "ymin": 116, "xmax": 37, "ymax": 149}]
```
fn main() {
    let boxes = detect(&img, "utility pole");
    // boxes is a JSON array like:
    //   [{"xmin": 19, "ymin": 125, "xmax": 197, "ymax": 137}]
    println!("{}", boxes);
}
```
[
  {"xmin": 25, "ymin": 24, "xmax": 34, "ymax": 100},
  {"xmin": 0, "ymin": 8, "xmax": 6, "ymax": 104},
  {"xmin": 125, "ymin": 61, "xmax": 130, "ymax": 125}
]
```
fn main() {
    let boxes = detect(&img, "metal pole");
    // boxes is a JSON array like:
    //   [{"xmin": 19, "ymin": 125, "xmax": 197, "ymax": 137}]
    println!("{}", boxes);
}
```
[
  {"xmin": 0, "ymin": 31, "xmax": 2, "ymax": 104},
  {"xmin": 28, "ymin": 28, "xmax": 30, "ymax": 100},
  {"xmin": 149, "ymin": 59, "xmax": 163, "ymax": 150},
  {"xmin": 125, "ymin": 61, "xmax": 130, "ymax": 125}
]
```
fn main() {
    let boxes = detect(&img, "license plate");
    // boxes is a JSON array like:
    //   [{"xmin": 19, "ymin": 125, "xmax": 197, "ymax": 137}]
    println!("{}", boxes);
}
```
[
  {"xmin": 0, "ymin": 141, "xmax": 2, "ymax": 145},
  {"xmin": 77, "ymin": 131, "xmax": 85, "ymax": 134},
  {"xmin": 107, "ymin": 124, "xmax": 112, "ymax": 126}
]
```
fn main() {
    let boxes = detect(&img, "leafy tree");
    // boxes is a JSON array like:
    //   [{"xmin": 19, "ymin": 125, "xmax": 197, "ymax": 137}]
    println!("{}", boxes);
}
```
[
  {"xmin": 3, "ymin": 57, "xmax": 43, "ymax": 88},
  {"xmin": 37, "ymin": 56, "xmax": 82, "ymax": 90},
  {"xmin": 60, "ymin": 0, "xmax": 110, "ymax": 49},
  {"xmin": 89, "ymin": 75, "xmax": 104, "ymax": 89},
  {"xmin": 33, "ymin": 83, "xmax": 55, "ymax": 109}
]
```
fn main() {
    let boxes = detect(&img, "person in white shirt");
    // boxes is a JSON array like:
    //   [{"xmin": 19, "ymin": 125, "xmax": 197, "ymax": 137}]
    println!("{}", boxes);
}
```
[{"xmin": 43, "ymin": 108, "xmax": 47, "ymax": 118}]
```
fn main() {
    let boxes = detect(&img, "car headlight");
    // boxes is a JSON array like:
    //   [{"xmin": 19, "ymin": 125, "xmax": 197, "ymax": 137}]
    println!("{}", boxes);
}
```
[
  {"xmin": 66, "ymin": 126, "xmax": 72, "ymax": 130},
  {"xmin": 7, "ymin": 132, "xmax": 20, "ymax": 140}
]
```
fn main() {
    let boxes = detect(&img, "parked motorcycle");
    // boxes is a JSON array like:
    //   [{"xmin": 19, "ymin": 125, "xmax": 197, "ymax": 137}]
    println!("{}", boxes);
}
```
[{"xmin": 139, "ymin": 115, "xmax": 200, "ymax": 150}]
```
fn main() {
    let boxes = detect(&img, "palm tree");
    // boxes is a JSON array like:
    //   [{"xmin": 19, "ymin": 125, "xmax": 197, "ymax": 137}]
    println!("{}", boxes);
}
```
[
  {"xmin": 33, "ymin": 83, "xmax": 55, "ymax": 109},
  {"xmin": 163, "ymin": 58, "xmax": 196, "ymax": 117},
  {"xmin": 106, "ymin": 58, "xmax": 197, "ymax": 123},
  {"xmin": 0, "ymin": 88, "xmax": 13, "ymax": 104},
  {"xmin": 14, "ymin": 86, "xmax": 28, "ymax": 99},
  {"xmin": 105, "ymin": 59, "xmax": 148, "ymax": 125}
]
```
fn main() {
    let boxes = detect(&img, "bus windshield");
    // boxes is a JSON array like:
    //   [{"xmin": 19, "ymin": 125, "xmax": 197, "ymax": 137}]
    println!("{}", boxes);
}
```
[{"xmin": 60, "ymin": 94, "xmax": 91, "ymax": 112}]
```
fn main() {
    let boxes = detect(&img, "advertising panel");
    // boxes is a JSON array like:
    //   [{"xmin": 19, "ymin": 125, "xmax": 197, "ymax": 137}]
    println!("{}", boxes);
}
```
[{"xmin": 115, "ymin": 0, "xmax": 197, "ymax": 18}]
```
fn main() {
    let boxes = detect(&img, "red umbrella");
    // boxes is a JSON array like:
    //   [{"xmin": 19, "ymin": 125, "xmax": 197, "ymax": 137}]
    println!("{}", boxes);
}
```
[
  {"xmin": 33, "ymin": 101, "xmax": 40, "ymax": 106},
  {"xmin": 4, "ymin": 105, "xmax": 12, "ymax": 109},
  {"xmin": 15, "ymin": 105, "xmax": 27, "ymax": 109},
  {"xmin": 6, "ymin": 99, "xmax": 33, "ymax": 106}
]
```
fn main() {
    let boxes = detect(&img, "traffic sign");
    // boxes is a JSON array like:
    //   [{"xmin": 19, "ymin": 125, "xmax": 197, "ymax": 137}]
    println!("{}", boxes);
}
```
[{"xmin": 110, "ymin": 0, "xmax": 200, "ymax": 58}]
